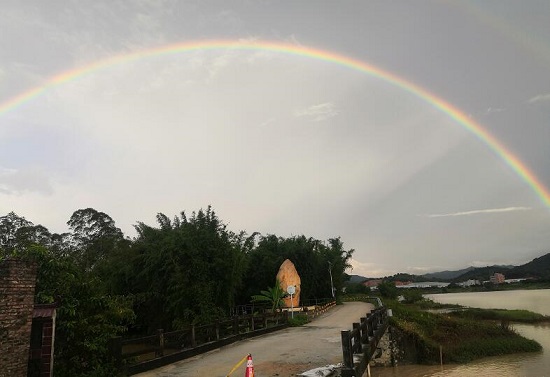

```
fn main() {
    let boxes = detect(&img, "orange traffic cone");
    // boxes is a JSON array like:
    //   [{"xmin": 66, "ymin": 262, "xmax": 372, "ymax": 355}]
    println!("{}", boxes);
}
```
[{"xmin": 244, "ymin": 354, "xmax": 254, "ymax": 377}]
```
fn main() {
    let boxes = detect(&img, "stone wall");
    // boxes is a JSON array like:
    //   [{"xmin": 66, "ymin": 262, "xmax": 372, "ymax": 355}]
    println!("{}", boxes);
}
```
[
  {"xmin": 0, "ymin": 258, "xmax": 37, "ymax": 377},
  {"xmin": 370, "ymin": 327, "xmax": 395, "ymax": 367}
]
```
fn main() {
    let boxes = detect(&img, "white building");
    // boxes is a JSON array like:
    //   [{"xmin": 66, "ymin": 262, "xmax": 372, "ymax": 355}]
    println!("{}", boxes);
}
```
[{"xmin": 458, "ymin": 279, "xmax": 480, "ymax": 287}]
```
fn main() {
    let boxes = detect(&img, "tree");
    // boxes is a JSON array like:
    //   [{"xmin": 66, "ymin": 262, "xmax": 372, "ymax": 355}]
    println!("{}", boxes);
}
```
[
  {"xmin": 402, "ymin": 289, "xmax": 423, "ymax": 303},
  {"xmin": 0, "ymin": 212, "xmax": 44, "ymax": 253},
  {"xmin": 378, "ymin": 281, "xmax": 399, "ymax": 299},
  {"xmin": 345, "ymin": 282, "xmax": 371, "ymax": 295},
  {"xmin": 10, "ymin": 244, "xmax": 134, "ymax": 377},
  {"xmin": 121, "ymin": 207, "xmax": 248, "ymax": 330},
  {"xmin": 67, "ymin": 208, "xmax": 124, "ymax": 270}
]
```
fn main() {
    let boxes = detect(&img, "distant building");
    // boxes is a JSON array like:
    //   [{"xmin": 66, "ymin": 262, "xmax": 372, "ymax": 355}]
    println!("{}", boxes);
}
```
[
  {"xmin": 504, "ymin": 278, "xmax": 528, "ymax": 284},
  {"xmin": 397, "ymin": 281, "xmax": 450, "ymax": 289},
  {"xmin": 458, "ymin": 279, "xmax": 481, "ymax": 287},
  {"xmin": 490, "ymin": 273, "xmax": 505, "ymax": 284}
]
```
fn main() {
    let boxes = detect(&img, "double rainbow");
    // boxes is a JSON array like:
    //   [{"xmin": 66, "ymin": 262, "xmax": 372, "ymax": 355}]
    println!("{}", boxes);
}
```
[{"xmin": 1, "ymin": 39, "xmax": 549, "ymax": 207}]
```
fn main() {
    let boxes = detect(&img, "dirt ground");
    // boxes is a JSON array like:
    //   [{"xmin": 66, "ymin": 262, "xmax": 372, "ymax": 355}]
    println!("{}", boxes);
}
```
[{"xmin": 134, "ymin": 301, "xmax": 374, "ymax": 377}]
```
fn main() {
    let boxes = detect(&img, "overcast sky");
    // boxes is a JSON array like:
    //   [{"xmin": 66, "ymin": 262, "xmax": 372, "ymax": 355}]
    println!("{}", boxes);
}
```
[{"xmin": 1, "ymin": 1, "xmax": 550, "ymax": 277}]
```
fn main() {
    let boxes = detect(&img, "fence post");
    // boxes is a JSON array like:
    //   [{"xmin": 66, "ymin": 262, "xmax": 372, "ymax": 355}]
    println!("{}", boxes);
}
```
[
  {"xmin": 353, "ymin": 323, "xmax": 362, "ymax": 353},
  {"xmin": 233, "ymin": 316, "xmax": 239, "ymax": 335},
  {"xmin": 215, "ymin": 320, "xmax": 220, "ymax": 341},
  {"xmin": 156, "ymin": 329, "xmax": 164, "ymax": 357},
  {"xmin": 110, "ymin": 336, "xmax": 123, "ymax": 370},
  {"xmin": 191, "ymin": 325, "xmax": 196, "ymax": 347},
  {"xmin": 360, "ymin": 317, "xmax": 367, "ymax": 343},
  {"xmin": 367, "ymin": 313, "xmax": 374, "ymax": 337},
  {"xmin": 341, "ymin": 330, "xmax": 356, "ymax": 377}
]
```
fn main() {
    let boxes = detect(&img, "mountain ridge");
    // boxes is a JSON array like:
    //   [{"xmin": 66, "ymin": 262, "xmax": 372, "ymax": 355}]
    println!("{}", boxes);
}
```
[{"xmin": 350, "ymin": 252, "xmax": 550, "ymax": 282}]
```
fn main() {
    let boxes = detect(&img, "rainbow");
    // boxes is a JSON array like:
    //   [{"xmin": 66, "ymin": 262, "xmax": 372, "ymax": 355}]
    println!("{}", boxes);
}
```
[{"xmin": 1, "ymin": 39, "xmax": 549, "ymax": 207}]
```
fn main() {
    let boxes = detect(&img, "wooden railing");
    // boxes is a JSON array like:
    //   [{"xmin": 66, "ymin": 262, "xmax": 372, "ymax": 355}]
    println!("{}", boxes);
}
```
[
  {"xmin": 111, "ymin": 311, "xmax": 288, "ymax": 375},
  {"xmin": 110, "ymin": 301, "xmax": 337, "ymax": 375},
  {"xmin": 340, "ymin": 306, "xmax": 389, "ymax": 377}
]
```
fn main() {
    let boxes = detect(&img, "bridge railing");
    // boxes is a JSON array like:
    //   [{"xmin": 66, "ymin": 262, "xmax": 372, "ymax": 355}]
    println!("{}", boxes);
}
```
[
  {"xmin": 111, "ymin": 311, "xmax": 288, "ymax": 375},
  {"xmin": 110, "ymin": 300, "xmax": 337, "ymax": 375},
  {"xmin": 340, "ymin": 306, "xmax": 389, "ymax": 377}
]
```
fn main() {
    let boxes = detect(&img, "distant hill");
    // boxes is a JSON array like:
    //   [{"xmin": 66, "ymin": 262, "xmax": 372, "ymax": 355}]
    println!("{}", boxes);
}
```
[
  {"xmin": 346, "ymin": 252, "xmax": 550, "ymax": 284},
  {"xmin": 347, "ymin": 274, "xmax": 368, "ymax": 284},
  {"xmin": 423, "ymin": 267, "xmax": 476, "ymax": 281},
  {"xmin": 507, "ymin": 253, "xmax": 550, "ymax": 279},
  {"xmin": 451, "ymin": 265, "xmax": 514, "ymax": 282}
]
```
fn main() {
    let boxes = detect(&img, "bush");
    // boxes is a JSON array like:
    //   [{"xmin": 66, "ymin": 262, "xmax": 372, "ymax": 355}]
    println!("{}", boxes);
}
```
[
  {"xmin": 402, "ymin": 289, "xmax": 423, "ymax": 304},
  {"xmin": 378, "ymin": 281, "xmax": 398, "ymax": 299},
  {"xmin": 287, "ymin": 313, "xmax": 309, "ymax": 327},
  {"xmin": 388, "ymin": 300, "xmax": 542, "ymax": 364}
]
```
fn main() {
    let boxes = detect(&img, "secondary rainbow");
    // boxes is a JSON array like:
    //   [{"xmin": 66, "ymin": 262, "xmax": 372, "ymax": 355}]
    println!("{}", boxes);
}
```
[{"xmin": 1, "ymin": 39, "xmax": 549, "ymax": 207}]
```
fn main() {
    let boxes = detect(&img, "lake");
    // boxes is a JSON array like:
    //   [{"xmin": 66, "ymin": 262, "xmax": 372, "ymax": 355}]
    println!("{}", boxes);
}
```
[{"xmin": 373, "ymin": 289, "xmax": 550, "ymax": 377}]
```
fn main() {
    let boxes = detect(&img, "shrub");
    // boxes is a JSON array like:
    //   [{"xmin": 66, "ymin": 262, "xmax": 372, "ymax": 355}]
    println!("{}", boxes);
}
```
[{"xmin": 287, "ymin": 313, "xmax": 309, "ymax": 327}]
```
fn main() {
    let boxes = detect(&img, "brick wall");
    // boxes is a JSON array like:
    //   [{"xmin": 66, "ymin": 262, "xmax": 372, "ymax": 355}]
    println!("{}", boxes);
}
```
[{"xmin": 0, "ymin": 258, "xmax": 37, "ymax": 377}]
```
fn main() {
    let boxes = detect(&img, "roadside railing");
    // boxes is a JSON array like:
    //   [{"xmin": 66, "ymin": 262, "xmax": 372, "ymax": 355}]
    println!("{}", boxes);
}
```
[
  {"xmin": 111, "ymin": 311, "xmax": 288, "ymax": 375},
  {"xmin": 340, "ymin": 306, "xmax": 389, "ymax": 377},
  {"xmin": 110, "ymin": 300, "xmax": 337, "ymax": 375}
]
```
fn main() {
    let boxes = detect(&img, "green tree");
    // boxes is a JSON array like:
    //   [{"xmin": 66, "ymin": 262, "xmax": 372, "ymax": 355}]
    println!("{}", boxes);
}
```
[
  {"xmin": 5, "ymin": 244, "xmax": 134, "ymax": 377},
  {"xmin": 378, "ymin": 281, "xmax": 399, "ymax": 299},
  {"xmin": 67, "ymin": 208, "xmax": 124, "ymax": 271},
  {"xmin": 345, "ymin": 282, "xmax": 371, "ymax": 295},
  {"xmin": 402, "ymin": 289, "xmax": 423, "ymax": 303},
  {"xmin": 0, "ymin": 212, "xmax": 50, "ymax": 254},
  {"xmin": 122, "ymin": 206, "xmax": 247, "ymax": 330}
]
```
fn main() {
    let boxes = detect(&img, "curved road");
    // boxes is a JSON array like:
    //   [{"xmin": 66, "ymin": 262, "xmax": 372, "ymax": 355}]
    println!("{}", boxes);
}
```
[{"xmin": 135, "ymin": 301, "xmax": 374, "ymax": 377}]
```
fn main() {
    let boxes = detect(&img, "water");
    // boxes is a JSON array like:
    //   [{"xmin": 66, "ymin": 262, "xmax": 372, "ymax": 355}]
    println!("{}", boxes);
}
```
[{"xmin": 373, "ymin": 289, "xmax": 550, "ymax": 377}]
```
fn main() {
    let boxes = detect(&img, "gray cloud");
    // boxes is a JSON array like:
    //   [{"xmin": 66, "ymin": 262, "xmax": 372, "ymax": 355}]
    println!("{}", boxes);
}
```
[{"xmin": 0, "ymin": 166, "xmax": 53, "ymax": 195}]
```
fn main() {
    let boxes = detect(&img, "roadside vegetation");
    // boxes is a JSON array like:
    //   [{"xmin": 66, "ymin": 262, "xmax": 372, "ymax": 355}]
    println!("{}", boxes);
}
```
[
  {"xmin": 389, "ymin": 300, "xmax": 542, "ymax": 363},
  {"xmin": 342, "ymin": 291, "xmax": 543, "ymax": 364},
  {"xmin": 448, "ymin": 308, "xmax": 549, "ymax": 323},
  {"xmin": 0, "ymin": 208, "xmax": 352, "ymax": 377},
  {"xmin": 287, "ymin": 313, "xmax": 310, "ymax": 327}
]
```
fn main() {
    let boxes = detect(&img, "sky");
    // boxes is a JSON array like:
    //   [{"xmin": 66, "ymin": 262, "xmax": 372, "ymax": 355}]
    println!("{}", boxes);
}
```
[{"xmin": 1, "ymin": 0, "xmax": 550, "ymax": 278}]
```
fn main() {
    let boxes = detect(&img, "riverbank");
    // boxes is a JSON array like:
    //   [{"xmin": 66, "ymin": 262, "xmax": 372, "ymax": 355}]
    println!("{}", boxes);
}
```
[{"xmin": 387, "ymin": 299, "xmax": 542, "ymax": 364}]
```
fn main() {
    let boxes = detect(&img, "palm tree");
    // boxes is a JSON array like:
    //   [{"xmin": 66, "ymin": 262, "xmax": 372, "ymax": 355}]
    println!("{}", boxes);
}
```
[{"xmin": 251, "ymin": 280, "xmax": 287, "ymax": 312}]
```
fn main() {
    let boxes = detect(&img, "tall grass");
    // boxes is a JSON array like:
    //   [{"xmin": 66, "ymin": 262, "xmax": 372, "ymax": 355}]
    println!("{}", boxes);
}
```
[{"xmin": 389, "ymin": 301, "xmax": 542, "ymax": 364}]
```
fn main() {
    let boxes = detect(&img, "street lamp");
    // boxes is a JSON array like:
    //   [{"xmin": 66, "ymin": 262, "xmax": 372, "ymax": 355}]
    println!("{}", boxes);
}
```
[{"xmin": 328, "ymin": 262, "xmax": 335, "ymax": 299}]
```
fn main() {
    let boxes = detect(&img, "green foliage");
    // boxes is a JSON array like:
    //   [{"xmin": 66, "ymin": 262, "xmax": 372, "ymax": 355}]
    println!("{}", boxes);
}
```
[
  {"xmin": 449, "ymin": 308, "xmax": 549, "ymax": 323},
  {"xmin": 2, "ymin": 245, "xmax": 134, "ymax": 377},
  {"xmin": 251, "ymin": 280, "xmax": 287, "ymax": 311},
  {"xmin": 344, "ymin": 282, "xmax": 371, "ymax": 295},
  {"xmin": 1, "ymin": 207, "xmax": 355, "ymax": 376},
  {"xmin": 388, "ymin": 300, "xmax": 542, "ymax": 364},
  {"xmin": 67, "ymin": 208, "xmax": 125, "ymax": 271},
  {"xmin": 122, "ymin": 206, "xmax": 247, "ymax": 330},
  {"xmin": 287, "ymin": 313, "xmax": 309, "ymax": 327},
  {"xmin": 241, "ymin": 235, "xmax": 353, "ymax": 304},
  {"xmin": 401, "ymin": 289, "xmax": 423, "ymax": 304},
  {"xmin": 377, "ymin": 281, "xmax": 399, "ymax": 299}
]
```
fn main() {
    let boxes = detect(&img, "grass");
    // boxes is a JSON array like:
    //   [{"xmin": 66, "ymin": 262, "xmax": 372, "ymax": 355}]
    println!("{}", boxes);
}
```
[
  {"xmin": 388, "ymin": 300, "xmax": 542, "ymax": 364},
  {"xmin": 287, "ymin": 313, "xmax": 309, "ymax": 327},
  {"xmin": 448, "ymin": 308, "xmax": 550, "ymax": 323}
]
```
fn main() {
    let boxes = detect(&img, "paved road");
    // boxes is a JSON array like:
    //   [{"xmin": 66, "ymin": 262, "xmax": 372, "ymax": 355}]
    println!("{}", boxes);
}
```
[{"xmin": 135, "ymin": 301, "xmax": 374, "ymax": 377}]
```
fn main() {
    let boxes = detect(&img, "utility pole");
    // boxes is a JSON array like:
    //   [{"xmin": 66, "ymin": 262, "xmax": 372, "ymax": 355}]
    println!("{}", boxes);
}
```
[{"xmin": 328, "ymin": 262, "xmax": 335, "ymax": 299}]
